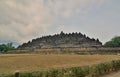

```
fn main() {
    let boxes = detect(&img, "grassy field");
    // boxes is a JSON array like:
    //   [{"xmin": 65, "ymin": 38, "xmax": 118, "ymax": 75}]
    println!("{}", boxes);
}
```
[{"xmin": 0, "ymin": 54, "xmax": 120, "ymax": 74}]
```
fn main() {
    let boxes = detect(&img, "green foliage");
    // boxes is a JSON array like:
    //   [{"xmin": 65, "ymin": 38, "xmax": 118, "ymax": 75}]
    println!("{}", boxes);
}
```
[
  {"xmin": 0, "ymin": 74, "xmax": 14, "ymax": 77},
  {"xmin": 90, "ymin": 62, "xmax": 112, "ymax": 77},
  {"xmin": 111, "ymin": 60, "xmax": 120, "ymax": 71},
  {"xmin": 0, "ymin": 43, "xmax": 15, "ymax": 53},
  {"xmin": 105, "ymin": 36, "xmax": 120, "ymax": 47},
  {"xmin": 69, "ymin": 67, "xmax": 85, "ymax": 77}
]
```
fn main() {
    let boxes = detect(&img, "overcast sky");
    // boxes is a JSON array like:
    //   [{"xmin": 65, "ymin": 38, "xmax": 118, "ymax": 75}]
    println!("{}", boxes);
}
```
[{"xmin": 0, "ymin": 0, "xmax": 120, "ymax": 46}]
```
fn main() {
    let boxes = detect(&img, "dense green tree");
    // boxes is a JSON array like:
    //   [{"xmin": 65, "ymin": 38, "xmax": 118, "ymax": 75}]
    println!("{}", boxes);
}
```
[
  {"xmin": 104, "ymin": 36, "xmax": 120, "ymax": 47},
  {"xmin": 0, "ymin": 43, "xmax": 15, "ymax": 53}
]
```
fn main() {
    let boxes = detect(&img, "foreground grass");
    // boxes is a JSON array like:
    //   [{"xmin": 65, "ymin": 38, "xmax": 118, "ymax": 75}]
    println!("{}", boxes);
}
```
[
  {"xmin": 0, "ymin": 54, "xmax": 120, "ymax": 74},
  {"xmin": 1, "ymin": 59, "xmax": 120, "ymax": 77}
]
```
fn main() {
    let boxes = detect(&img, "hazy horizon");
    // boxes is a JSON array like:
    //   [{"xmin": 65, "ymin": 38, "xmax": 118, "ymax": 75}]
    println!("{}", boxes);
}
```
[{"xmin": 0, "ymin": 0, "xmax": 120, "ymax": 46}]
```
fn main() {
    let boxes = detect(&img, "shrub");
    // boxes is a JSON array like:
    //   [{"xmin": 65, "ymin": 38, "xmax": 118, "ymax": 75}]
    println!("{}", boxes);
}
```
[{"xmin": 69, "ymin": 67, "xmax": 85, "ymax": 77}]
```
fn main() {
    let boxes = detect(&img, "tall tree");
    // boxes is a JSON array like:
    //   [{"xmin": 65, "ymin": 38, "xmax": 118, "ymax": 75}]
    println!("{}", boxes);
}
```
[
  {"xmin": 0, "ymin": 43, "xmax": 15, "ymax": 53},
  {"xmin": 104, "ymin": 36, "xmax": 120, "ymax": 47}
]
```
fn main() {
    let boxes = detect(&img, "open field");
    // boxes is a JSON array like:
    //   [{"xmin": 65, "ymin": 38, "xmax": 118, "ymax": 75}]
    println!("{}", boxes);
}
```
[{"xmin": 0, "ymin": 54, "xmax": 120, "ymax": 74}]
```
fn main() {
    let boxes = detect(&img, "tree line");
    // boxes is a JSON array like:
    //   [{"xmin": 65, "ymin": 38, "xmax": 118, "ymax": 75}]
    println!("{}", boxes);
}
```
[
  {"xmin": 0, "ymin": 43, "xmax": 15, "ymax": 53},
  {"xmin": 104, "ymin": 36, "xmax": 120, "ymax": 47}
]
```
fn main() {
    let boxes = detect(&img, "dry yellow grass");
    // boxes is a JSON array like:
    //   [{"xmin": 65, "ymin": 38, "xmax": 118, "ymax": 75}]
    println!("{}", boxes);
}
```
[{"xmin": 0, "ymin": 54, "xmax": 120, "ymax": 74}]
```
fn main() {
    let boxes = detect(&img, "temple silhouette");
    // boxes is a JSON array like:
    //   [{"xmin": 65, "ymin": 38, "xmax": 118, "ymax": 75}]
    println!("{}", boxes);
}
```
[{"xmin": 18, "ymin": 31, "xmax": 102, "ymax": 50}]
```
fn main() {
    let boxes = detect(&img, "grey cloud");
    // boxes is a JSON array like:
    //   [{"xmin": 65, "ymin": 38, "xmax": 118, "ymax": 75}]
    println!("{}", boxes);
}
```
[
  {"xmin": 0, "ymin": 0, "xmax": 106, "ymax": 44},
  {"xmin": 0, "ymin": 0, "xmax": 53, "ymax": 43},
  {"xmin": 46, "ymin": 0, "xmax": 105, "ymax": 18}
]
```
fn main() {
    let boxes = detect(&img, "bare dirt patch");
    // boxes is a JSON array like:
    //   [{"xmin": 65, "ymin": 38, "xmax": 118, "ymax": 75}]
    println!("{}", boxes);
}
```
[{"xmin": 101, "ymin": 71, "xmax": 120, "ymax": 77}]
